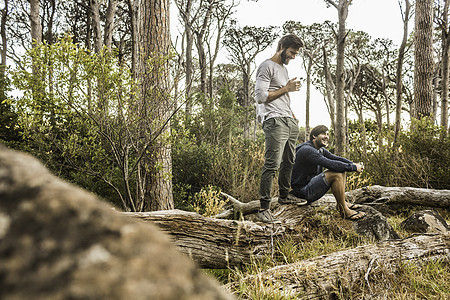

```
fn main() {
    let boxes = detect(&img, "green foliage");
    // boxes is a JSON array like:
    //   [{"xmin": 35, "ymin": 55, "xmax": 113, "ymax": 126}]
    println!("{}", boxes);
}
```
[
  {"xmin": 192, "ymin": 185, "xmax": 226, "ymax": 217},
  {"xmin": 9, "ymin": 36, "xmax": 144, "ymax": 209},
  {"xmin": 348, "ymin": 118, "xmax": 450, "ymax": 189},
  {"xmin": 0, "ymin": 67, "xmax": 21, "ymax": 146},
  {"xmin": 172, "ymin": 87, "xmax": 265, "ymax": 208}
]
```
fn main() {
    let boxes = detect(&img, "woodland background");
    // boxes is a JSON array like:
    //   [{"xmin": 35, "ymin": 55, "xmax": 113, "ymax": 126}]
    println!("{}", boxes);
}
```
[
  {"xmin": 0, "ymin": 0, "xmax": 449, "ymax": 215},
  {"xmin": 0, "ymin": 0, "xmax": 449, "ymax": 298}
]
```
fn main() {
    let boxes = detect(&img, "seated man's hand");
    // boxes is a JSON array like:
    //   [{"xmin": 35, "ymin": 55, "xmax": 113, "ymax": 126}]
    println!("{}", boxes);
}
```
[{"xmin": 355, "ymin": 162, "xmax": 364, "ymax": 173}]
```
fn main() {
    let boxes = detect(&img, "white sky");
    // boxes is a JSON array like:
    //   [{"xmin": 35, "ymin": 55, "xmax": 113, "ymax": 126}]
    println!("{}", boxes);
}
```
[
  {"xmin": 235, "ymin": 0, "xmax": 410, "ymax": 128},
  {"xmin": 171, "ymin": 0, "xmax": 412, "ymax": 128}
]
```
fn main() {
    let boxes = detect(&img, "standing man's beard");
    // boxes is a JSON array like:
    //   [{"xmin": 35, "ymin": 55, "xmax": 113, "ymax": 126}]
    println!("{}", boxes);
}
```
[{"xmin": 281, "ymin": 49, "xmax": 288, "ymax": 64}]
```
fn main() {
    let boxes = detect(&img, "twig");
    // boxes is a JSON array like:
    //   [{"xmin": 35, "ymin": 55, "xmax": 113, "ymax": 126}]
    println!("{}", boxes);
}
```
[{"xmin": 365, "ymin": 256, "xmax": 379, "ymax": 294}]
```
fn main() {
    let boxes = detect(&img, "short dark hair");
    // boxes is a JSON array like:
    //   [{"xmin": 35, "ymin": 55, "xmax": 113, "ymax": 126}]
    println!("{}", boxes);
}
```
[
  {"xmin": 277, "ymin": 34, "xmax": 304, "ymax": 51},
  {"xmin": 310, "ymin": 125, "xmax": 328, "ymax": 141}
]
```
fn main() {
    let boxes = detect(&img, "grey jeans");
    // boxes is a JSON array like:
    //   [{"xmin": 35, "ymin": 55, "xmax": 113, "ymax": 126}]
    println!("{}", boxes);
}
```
[{"xmin": 259, "ymin": 117, "xmax": 299, "ymax": 209}]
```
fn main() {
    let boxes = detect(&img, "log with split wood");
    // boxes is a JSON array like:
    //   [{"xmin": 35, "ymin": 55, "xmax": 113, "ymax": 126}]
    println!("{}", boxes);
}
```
[{"xmin": 126, "ymin": 186, "xmax": 449, "ymax": 269}]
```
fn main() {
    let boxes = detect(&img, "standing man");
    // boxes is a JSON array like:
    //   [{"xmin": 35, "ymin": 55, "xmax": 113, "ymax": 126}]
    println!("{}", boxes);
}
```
[
  {"xmin": 255, "ymin": 34, "xmax": 305, "ymax": 223},
  {"xmin": 290, "ymin": 125, "xmax": 366, "ymax": 220}
]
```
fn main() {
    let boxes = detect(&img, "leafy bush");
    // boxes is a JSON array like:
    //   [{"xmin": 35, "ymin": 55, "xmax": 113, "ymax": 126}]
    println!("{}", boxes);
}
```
[
  {"xmin": 9, "ymin": 36, "xmax": 173, "ymax": 211},
  {"xmin": 348, "ymin": 119, "xmax": 450, "ymax": 189}
]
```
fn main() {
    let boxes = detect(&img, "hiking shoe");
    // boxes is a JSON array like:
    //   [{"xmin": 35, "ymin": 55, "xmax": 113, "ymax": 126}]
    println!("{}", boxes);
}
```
[
  {"xmin": 257, "ymin": 209, "xmax": 280, "ymax": 223},
  {"xmin": 278, "ymin": 194, "xmax": 308, "ymax": 206}
]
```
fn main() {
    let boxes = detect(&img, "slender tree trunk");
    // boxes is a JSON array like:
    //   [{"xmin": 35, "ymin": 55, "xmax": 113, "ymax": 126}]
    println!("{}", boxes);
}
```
[
  {"xmin": 44, "ymin": 0, "xmax": 55, "ymax": 44},
  {"xmin": 440, "ymin": 0, "xmax": 450, "ymax": 138},
  {"xmin": 323, "ymin": 46, "xmax": 337, "ymax": 131},
  {"xmin": 30, "ymin": 0, "xmax": 42, "ymax": 47},
  {"xmin": 175, "ymin": 0, "xmax": 194, "ymax": 117},
  {"xmin": 85, "ymin": 2, "xmax": 93, "ymax": 113},
  {"xmin": 357, "ymin": 103, "xmax": 368, "ymax": 160},
  {"xmin": 104, "ymin": 0, "xmax": 117, "ymax": 50},
  {"xmin": 194, "ymin": 2, "xmax": 212, "ymax": 97},
  {"xmin": 90, "ymin": 0, "xmax": 102, "ymax": 54},
  {"xmin": 305, "ymin": 58, "xmax": 312, "ymax": 140},
  {"xmin": 242, "ymin": 65, "xmax": 252, "ymax": 139},
  {"xmin": 184, "ymin": 3, "xmax": 193, "ymax": 117},
  {"xmin": 127, "ymin": 0, "xmax": 138, "ymax": 79},
  {"xmin": 432, "ymin": 70, "xmax": 440, "ymax": 120},
  {"xmin": 196, "ymin": 33, "xmax": 208, "ymax": 96},
  {"xmin": 29, "ymin": 0, "xmax": 44, "ymax": 117},
  {"xmin": 334, "ymin": 0, "xmax": 351, "ymax": 156},
  {"xmin": 414, "ymin": 0, "xmax": 434, "ymax": 118},
  {"xmin": 394, "ymin": 0, "xmax": 411, "ymax": 147},
  {"xmin": 382, "ymin": 61, "xmax": 390, "ymax": 127},
  {"xmin": 137, "ymin": 0, "xmax": 174, "ymax": 211},
  {"xmin": 1, "ymin": 0, "xmax": 8, "ymax": 74}
]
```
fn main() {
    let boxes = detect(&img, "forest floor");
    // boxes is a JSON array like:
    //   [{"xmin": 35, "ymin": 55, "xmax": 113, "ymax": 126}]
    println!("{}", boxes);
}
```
[{"xmin": 205, "ymin": 206, "xmax": 450, "ymax": 299}]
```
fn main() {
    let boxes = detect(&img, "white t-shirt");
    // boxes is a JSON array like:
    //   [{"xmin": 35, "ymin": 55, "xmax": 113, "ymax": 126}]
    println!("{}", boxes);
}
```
[{"xmin": 254, "ymin": 59, "xmax": 294, "ymax": 123}]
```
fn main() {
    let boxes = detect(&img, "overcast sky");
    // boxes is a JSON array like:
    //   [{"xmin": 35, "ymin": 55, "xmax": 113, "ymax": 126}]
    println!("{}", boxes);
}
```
[
  {"xmin": 235, "ymin": 0, "xmax": 411, "ymax": 127},
  {"xmin": 172, "ymin": 0, "xmax": 412, "ymax": 127}
]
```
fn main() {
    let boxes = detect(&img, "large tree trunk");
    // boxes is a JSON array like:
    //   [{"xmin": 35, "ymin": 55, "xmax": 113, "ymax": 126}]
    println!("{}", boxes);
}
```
[
  {"xmin": 225, "ymin": 233, "xmax": 450, "ymax": 298},
  {"xmin": 137, "ymin": 0, "xmax": 174, "ymax": 211},
  {"xmin": 414, "ymin": 0, "xmax": 434, "ymax": 118}
]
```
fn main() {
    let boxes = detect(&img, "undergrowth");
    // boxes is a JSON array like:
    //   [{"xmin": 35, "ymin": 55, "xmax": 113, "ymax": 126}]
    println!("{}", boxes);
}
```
[{"xmin": 203, "ymin": 206, "xmax": 450, "ymax": 299}]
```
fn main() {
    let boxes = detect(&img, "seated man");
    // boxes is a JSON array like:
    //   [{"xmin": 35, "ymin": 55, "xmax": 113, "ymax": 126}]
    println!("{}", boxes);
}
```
[{"xmin": 290, "ymin": 125, "xmax": 366, "ymax": 220}]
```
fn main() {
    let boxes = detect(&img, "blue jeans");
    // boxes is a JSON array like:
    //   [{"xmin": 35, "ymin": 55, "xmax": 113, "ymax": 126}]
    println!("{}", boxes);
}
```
[{"xmin": 292, "ymin": 173, "xmax": 331, "ymax": 203}]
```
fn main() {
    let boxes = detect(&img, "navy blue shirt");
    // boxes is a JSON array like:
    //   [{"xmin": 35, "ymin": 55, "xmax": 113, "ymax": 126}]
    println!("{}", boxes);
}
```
[{"xmin": 291, "ymin": 141, "xmax": 357, "ymax": 189}]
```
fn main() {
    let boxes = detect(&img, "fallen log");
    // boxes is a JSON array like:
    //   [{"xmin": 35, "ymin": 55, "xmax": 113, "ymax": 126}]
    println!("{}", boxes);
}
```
[
  {"xmin": 125, "ymin": 186, "xmax": 449, "ymax": 269},
  {"xmin": 125, "ymin": 210, "xmax": 286, "ymax": 269},
  {"xmin": 219, "ymin": 186, "xmax": 450, "ymax": 220},
  {"xmin": 225, "ymin": 233, "xmax": 450, "ymax": 299},
  {"xmin": 348, "ymin": 185, "xmax": 450, "ymax": 208}
]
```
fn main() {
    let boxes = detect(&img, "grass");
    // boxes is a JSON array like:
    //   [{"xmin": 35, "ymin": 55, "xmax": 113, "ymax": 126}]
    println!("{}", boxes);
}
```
[{"xmin": 203, "ymin": 206, "xmax": 450, "ymax": 299}]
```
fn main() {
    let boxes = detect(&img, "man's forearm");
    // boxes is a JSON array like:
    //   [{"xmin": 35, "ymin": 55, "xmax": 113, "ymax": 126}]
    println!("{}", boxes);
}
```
[{"xmin": 266, "ymin": 86, "xmax": 289, "ymax": 103}]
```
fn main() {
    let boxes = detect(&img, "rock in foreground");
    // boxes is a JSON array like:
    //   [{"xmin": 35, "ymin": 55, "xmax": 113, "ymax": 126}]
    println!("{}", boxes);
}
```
[{"xmin": 0, "ymin": 145, "xmax": 233, "ymax": 300}]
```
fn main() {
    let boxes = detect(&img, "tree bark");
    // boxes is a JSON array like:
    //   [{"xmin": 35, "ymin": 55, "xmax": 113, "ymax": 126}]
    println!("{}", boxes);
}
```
[
  {"xmin": 0, "ymin": 0, "xmax": 7, "ymax": 73},
  {"xmin": 125, "ymin": 210, "xmax": 285, "ymax": 269},
  {"xmin": 323, "ymin": 45, "xmax": 337, "ymax": 131},
  {"xmin": 137, "ymin": 0, "xmax": 174, "ymax": 211},
  {"xmin": 225, "ymin": 233, "xmax": 450, "ymax": 298},
  {"xmin": 127, "ymin": 0, "xmax": 138, "ymax": 78},
  {"xmin": 30, "ymin": 0, "xmax": 42, "ymax": 47},
  {"xmin": 103, "ymin": 0, "xmax": 117, "ymax": 50},
  {"xmin": 439, "ymin": 0, "xmax": 450, "ymax": 139},
  {"xmin": 394, "ymin": 0, "xmax": 411, "ymax": 147},
  {"xmin": 126, "ymin": 186, "xmax": 448, "ymax": 268},
  {"xmin": 348, "ymin": 185, "xmax": 450, "ymax": 208},
  {"xmin": 326, "ymin": 0, "xmax": 352, "ymax": 156},
  {"xmin": 89, "ymin": 0, "xmax": 102, "ymax": 54},
  {"xmin": 414, "ymin": 0, "xmax": 434, "ymax": 118}
]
